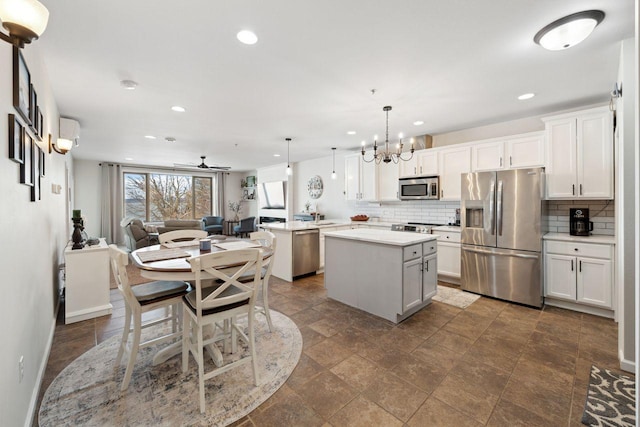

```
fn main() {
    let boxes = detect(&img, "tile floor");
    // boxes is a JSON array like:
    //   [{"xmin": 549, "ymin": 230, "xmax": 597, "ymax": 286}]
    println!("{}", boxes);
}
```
[{"xmin": 36, "ymin": 274, "xmax": 627, "ymax": 426}]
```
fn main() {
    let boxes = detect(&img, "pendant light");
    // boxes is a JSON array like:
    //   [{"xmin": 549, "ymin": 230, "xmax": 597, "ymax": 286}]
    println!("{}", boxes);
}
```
[
  {"xmin": 330, "ymin": 147, "xmax": 337, "ymax": 180},
  {"xmin": 285, "ymin": 138, "xmax": 292, "ymax": 176}
]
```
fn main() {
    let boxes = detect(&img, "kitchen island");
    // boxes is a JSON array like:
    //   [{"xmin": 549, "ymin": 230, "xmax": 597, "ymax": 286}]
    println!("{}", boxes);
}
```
[{"xmin": 324, "ymin": 228, "xmax": 438, "ymax": 323}]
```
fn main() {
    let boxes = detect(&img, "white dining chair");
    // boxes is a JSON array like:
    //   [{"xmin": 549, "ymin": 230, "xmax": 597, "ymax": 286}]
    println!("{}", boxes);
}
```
[
  {"xmin": 159, "ymin": 229, "xmax": 207, "ymax": 244},
  {"xmin": 182, "ymin": 248, "xmax": 263, "ymax": 413},
  {"xmin": 246, "ymin": 230, "xmax": 277, "ymax": 332},
  {"xmin": 108, "ymin": 245, "xmax": 191, "ymax": 391}
]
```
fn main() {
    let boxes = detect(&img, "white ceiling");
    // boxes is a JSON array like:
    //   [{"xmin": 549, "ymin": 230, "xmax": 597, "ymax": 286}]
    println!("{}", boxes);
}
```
[{"xmin": 35, "ymin": 0, "xmax": 634, "ymax": 172}]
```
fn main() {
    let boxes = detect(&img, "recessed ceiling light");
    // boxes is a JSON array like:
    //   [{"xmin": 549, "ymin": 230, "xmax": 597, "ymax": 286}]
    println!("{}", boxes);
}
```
[
  {"xmin": 273, "ymin": 154, "xmax": 281, "ymax": 157},
  {"xmin": 413, "ymin": 120, "xmax": 424, "ymax": 126},
  {"xmin": 120, "ymin": 79, "xmax": 138, "ymax": 90},
  {"xmin": 171, "ymin": 105, "xmax": 186, "ymax": 112},
  {"xmin": 125, "ymin": 157, "xmax": 133, "ymax": 161},
  {"xmin": 237, "ymin": 30, "xmax": 258, "ymax": 45},
  {"xmin": 347, "ymin": 131, "xmax": 356, "ymax": 135},
  {"xmin": 534, "ymin": 10, "xmax": 604, "ymax": 50},
  {"xmin": 165, "ymin": 137, "xmax": 176, "ymax": 142},
  {"xmin": 518, "ymin": 93, "xmax": 535, "ymax": 100},
  {"xmin": 144, "ymin": 135, "xmax": 156, "ymax": 140}
]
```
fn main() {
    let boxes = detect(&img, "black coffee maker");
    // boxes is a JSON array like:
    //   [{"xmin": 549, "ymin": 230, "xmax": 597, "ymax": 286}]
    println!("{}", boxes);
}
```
[{"xmin": 570, "ymin": 208, "xmax": 593, "ymax": 236}]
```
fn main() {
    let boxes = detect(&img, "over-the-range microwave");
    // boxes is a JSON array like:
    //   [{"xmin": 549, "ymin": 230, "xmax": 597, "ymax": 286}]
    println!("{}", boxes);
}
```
[{"xmin": 398, "ymin": 176, "xmax": 439, "ymax": 200}]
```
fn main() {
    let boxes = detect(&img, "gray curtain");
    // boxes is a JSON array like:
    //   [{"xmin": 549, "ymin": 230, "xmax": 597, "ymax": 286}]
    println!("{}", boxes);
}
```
[
  {"xmin": 100, "ymin": 163, "xmax": 123, "ymax": 244},
  {"xmin": 216, "ymin": 172, "xmax": 226, "ymax": 217}
]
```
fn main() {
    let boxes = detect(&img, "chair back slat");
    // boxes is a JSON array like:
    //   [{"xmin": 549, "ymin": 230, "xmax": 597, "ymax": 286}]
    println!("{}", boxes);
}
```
[
  {"xmin": 108, "ymin": 245, "xmax": 138, "ymax": 306},
  {"xmin": 159, "ymin": 229, "xmax": 207, "ymax": 244},
  {"xmin": 188, "ymin": 248, "xmax": 263, "ymax": 316}
]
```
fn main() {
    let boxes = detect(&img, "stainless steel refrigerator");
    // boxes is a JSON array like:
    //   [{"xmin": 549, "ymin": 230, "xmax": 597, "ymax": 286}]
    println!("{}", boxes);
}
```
[{"xmin": 460, "ymin": 168, "xmax": 545, "ymax": 307}]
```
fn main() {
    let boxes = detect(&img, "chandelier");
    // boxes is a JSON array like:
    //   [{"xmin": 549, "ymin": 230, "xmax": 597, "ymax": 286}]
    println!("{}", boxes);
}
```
[{"xmin": 361, "ymin": 106, "xmax": 414, "ymax": 164}]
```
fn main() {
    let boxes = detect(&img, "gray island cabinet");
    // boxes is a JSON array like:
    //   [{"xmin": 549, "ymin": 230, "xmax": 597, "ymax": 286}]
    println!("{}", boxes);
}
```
[{"xmin": 324, "ymin": 228, "xmax": 438, "ymax": 323}]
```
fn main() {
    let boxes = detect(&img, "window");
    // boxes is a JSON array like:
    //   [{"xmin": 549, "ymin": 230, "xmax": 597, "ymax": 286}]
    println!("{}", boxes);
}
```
[{"xmin": 124, "ymin": 172, "xmax": 214, "ymax": 221}]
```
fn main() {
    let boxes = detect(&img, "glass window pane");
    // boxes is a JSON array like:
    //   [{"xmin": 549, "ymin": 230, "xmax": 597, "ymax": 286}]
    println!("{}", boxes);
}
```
[
  {"xmin": 194, "ymin": 177, "xmax": 212, "ymax": 219},
  {"xmin": 124, "ymin": 173, "xmax": 147, "ymax": 219},
  {"xmin": 148, "ymin": 173, "xmax": 193, "ymax": 221}
]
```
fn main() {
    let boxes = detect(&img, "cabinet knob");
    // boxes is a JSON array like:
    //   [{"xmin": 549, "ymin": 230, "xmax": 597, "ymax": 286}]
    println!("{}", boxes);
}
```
[
  {"xmin": 574, "ymin": 248, "xmax": 579, "ymax": 252},
  {"xmin": 413, "ymin": 251, "xmax": 417, "ymax": 255},
  {"xmin": 446, "ymin": 236, "xmax": 449, "ymax": 239}
]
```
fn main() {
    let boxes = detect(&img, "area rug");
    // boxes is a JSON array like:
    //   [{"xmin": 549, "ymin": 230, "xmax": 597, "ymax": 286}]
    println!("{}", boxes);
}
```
[
  {"xmin": 582, "ymin": 365, "xmax": 636, "ymax": 426},
  {"xmin": 432, "ymin": 285, "xmax": 480, "ymax": 309},
  {"xmin": 39, "ymin": 310, "xmax": 302, "ymax": 426}
]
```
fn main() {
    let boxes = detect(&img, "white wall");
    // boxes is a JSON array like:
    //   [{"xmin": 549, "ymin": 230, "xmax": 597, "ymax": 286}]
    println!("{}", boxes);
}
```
[
  {"xmin": 224, "ymin": 171, "xmax": 258, "ymax": 220},
  {"xmin": 432, "ymin": 116, "xmax": 544, "ymax": 147},
  {"xmin": 0, "ymin": 42, "xmax": 70, "ymax": 427},
  {"xmin": 73, "ymin": 159, "xmax": 101, "ymax": 238}
]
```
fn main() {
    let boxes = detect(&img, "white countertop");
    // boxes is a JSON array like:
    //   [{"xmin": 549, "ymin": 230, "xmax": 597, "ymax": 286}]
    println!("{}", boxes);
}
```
[
  {"xmin": 261, "ymin": 219, "xmax": 395, "ymax": 232},
  {"xmin": 431, "ymin": 225, "xmax": 461, "ymax": 233},
  {"xmin": 324, "ymin": 228, "xmax": 437, "ymax": 246},
  {"xmin": 543, "ymin": 232, "xmax": 616, "ymax": 245}
]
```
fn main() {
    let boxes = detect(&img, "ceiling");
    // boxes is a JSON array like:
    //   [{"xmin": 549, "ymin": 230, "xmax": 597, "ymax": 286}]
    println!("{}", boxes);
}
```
[{"xmin": 35, "ymin": 0, "xmax": 634, "ymax": 172}]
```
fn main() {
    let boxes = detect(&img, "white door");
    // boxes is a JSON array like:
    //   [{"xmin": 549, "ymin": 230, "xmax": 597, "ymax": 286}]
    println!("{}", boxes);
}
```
[
  {"xmin": 577, "ymin": 111, "xmax": 613, "ymax": 199},
  {"xmin": 436, "ymin": 241, "xmax": 461, "ymax": 278},
  {"xmin": 439, "ymin": 146, "xmax": 471, "ymax": 200},
  {"xmin": 399, "ymin": 155, "xmax": 418, "ymax": 178},
  {"xmin": 377, "ymin": 161, "xmax": 399, "ymax": 200},
  {"xmin": 422, "ymin": 254, "xmax": 438, "ymax": 300},
  {"xmin": 402, "ymin": 258, "xmax": 423, "ymax": 312},
  {"xmin": 472, "ymin": 141, "xmax": 504, "ymax": 172},
  {"xmin": 506, "ymin": 134, "xmax": 545, "ymax": 169},
  {"xmin": 360, "ymin": 158, "xmax": 378, "ymax": 201},
  {"xmin": 417, "ymin": 150, "xmax": 439, "ymax": 176},
  {"xmin": 577, "ymin": 257, "xmax": 612, "ymax": 308},
  {"xmin": 544, "ymin": 254, "xmax": 577, "ymax": 300},
  {"xmin": 344, "ymin": 154, "xmax": 361, "ymax": 200},
  {"xmin": 545, "ymin": 118, "xmax": 577, "ymax": 198}
]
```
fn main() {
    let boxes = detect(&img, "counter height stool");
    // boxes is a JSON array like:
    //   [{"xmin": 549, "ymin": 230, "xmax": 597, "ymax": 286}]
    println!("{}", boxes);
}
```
[{"xmin": 109, "ymin": 245, "xmax": 191, "ymax": 391}]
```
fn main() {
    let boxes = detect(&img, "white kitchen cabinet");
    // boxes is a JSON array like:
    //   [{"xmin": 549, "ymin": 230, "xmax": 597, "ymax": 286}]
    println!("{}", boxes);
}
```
[
  {"xmin": 432, "ymin": 228, "xmax": 461, "ymax": 284},
  {"xmin": 403, "ymin": 257, "xmax": 423, "ymax": 311},
  {"xmin": 471, "ymin": 132, "xmax": 544, "ymax": 172},
  {"xmin": 399, "ymin": 149, "xmax": 438, "ymax": 177},
  {"xmin": 544, "ymin": 106, "xmax": 613, "ymax": 199},
  {"xmin": 65, "ymin": 238, "xmax": 112, "ymax": 324},
  {"xmin": 506, "ymin": 133, "xmax": 545, "ymax": 169},
  {"xmin": 344, "ymin": 154, "xmax": 361, "ymax": 201},
  {"xmin": 472, "ymin": 141, "xmax": 505, "ymax": 171},
  {"xmin": 402, "ymin": 242, "xmax": 438, "ymax": 312},
  {"xmin": 422, "ymin": 244, "xmax": 438, "ymax": 300},
  {"xmin": 319, "ymin": 225, "xmax": 351, "ymax": 269},
  {"xmin": 544, "ymin": 235, "xmax": 614, "ymax": 315},
  {"xmin": 438, "ymin": 146, "xmax": 471, "ymax": 200},
  {"xmin": 377, "ymin": 161, "xmax": 400, "ymax": 200}
]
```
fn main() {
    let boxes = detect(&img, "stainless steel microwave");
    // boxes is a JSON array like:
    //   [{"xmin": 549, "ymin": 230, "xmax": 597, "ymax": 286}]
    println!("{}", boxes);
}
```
[{"xmin": 398, "ymin": 176, "xmax": 440, "ymax": 200}]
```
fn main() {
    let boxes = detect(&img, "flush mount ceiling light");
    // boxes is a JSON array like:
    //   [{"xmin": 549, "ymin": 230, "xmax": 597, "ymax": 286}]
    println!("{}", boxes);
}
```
[
  {"xmin": 361, "ymin": 106, "xmax": 414, "ymax": 164},
  {"xmin": 120, "ymin": 79, "xmax": 138, "ymax": 90},
  {"xmin": 285, "ymin": 137, "xmax": 292, "ymax": 176},
  {"xmin": 273, "ymin": 154, "xmax": 281, "ymax": 157},
  {"xmin": 0, "ymin": 0, "xmax": 49, "ymax": 48},
  {"xmin": 171, "ymin": 105, "xmax": 186, "ymax": 112},
  {"xmin": 331, "ymin": 147, "xmax": 337, "ymax": 180},
  {"xmin": 413, "ymin": 120, "xmax": 424, "ymax": 126},
  {"xmin": 347, "ymin": 131, "xmax": 356, "ymax": 135},
  {"xmin": 534, "ymin": 10, "xmax": 604, "ymax": 51},
  {"xmin": 165, "ymin": 136, "xmax": 176, "ymax": 142},
  {"xmin": 518, "ymin": 93, "xmax": 535, "ymax": 100},
  {"xmin": 237, "ymin": 30, "xmax": 258, "ymax": 45},
  {"xmin": 144, "ymin": 135, "xmax": 156, "ymax": 140}
]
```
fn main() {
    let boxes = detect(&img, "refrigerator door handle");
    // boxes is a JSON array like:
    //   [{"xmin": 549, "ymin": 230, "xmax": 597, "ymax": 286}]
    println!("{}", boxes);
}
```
[
  {"xmin": 489, "ymin": 181, "xmax": 495, "ymax": 235},
  {"xmin": 497, "ymin": 180, "xmax": 503, "ymax": 236},
  {"xmin": 462, "ymin": 247, "xmax": 539, "ymax": 260}
]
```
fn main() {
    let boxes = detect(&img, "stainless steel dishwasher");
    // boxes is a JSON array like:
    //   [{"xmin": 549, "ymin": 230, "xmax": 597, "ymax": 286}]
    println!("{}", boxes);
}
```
[{"xmin": 292, "ymin": 229, "xmax": 320, "ymax": 277}]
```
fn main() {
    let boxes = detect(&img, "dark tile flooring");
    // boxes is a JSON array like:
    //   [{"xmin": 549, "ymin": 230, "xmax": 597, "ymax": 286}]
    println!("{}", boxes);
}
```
[{"xmin": 35, "ymin": 274, "xmax": 627, "ymax": 426}]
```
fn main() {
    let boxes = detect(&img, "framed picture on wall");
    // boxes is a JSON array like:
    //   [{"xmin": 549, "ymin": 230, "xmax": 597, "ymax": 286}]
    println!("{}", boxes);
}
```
[
  {"xmin": 8, "ymin": 114, "xmax": 24, "ymax": 164},
  {"xmin": 13, "ymin": 47, "xmax": 31, "ymax": 125},
  {"xmin": 20, "ymin": 134, "xmax": 34, "ymax": 187},
  {"xmin": 38, "ymin": 109, "xmax": 44, "ymax": 139},
  {"xmin": 31, "ymin": 175, "xmax": 39, "ymax": 202},
  {"xmin": 38, "ymin": 145, "xmax": 45, "ymax": 177},
  {"xmin": 29, "ymin": 85, "xmax": 38, "ymax": 131}
]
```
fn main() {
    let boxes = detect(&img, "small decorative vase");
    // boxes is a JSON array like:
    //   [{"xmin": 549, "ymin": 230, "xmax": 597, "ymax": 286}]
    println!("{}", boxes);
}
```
[{"xmin": 234, "ymin": 213, "xmax": 240, "ymax": 221}]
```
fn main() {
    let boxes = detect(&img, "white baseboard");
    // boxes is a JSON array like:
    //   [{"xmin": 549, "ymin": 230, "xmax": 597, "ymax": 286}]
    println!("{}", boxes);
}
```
[
  {"xmin": 619, "ymin": 349, "xmax": 636, "ymax": 373},
  {"xmin": 25, "ymin": 301, "xmax": 59, "ymax": 427},
  {"xmin": 544, "ymin": 298, "xmax": 615, "ymax": 319}
]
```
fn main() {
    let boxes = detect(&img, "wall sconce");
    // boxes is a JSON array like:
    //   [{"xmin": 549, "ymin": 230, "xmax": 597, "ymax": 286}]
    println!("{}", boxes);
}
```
[
  {"xmin": 50, "ymin": 118, "xmax": 80, "ymax": 155},
  {"xmin": 0, "ymin": 0, "xmax": 49, "ymax": 48}
]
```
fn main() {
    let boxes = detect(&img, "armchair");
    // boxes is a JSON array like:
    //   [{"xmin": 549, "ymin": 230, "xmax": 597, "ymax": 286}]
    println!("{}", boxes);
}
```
[
  {"xmin": 122, "ymin": 218, "xmax": 151, "ymax": 251},
  {"xmin": 202, "ymin": 216, "xmax": 224, "ymax": 235},
  {"xmin": 233, "ymin": 216, "xmax": 256, "ymax": 238}
]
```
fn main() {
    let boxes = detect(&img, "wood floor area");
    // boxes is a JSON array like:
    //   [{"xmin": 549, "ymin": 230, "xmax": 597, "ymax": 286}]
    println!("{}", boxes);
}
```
[{"xmin": 36, "ymin": 274, "xmax": 626, "ymax": 426}]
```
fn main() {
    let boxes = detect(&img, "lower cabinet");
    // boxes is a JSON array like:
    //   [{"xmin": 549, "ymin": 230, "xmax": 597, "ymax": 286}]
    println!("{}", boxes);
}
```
[
  {"xmin": 432, "ymin": 229, "xmax": 461, "ymax": 284},
  {"xmin": 402, "ymin": 242, "xmax": 437, "ymax": 312},
  {"xmin": 544, "ymin": 238, "xmax": 614, "ymax": 311}
]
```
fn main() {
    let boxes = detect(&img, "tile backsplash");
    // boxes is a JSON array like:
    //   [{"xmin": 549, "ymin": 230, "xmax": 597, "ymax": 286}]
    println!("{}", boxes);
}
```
[{"xmin": 351, "ymin": 199, "xmax": 615, "ymax": 236}]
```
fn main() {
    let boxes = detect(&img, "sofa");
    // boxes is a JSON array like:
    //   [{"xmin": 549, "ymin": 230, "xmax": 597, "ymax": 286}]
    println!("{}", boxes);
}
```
[{"xmin": 156, "ymin": 219, "xmax": 203, "ymax": 235}]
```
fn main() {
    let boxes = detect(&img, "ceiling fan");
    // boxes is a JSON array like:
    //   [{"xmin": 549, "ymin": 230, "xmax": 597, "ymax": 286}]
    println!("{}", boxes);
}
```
[{"xmin": 174, "ymin": 156, "xmax": 231, "ymax": 171}]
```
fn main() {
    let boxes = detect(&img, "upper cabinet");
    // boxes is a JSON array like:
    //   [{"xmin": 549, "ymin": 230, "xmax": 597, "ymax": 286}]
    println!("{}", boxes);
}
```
[
  {"xmin": 543, "ymin": 106, "xmax": 613, "ymax": 199},
  {"xmin": 399, "ymin": 150, "xmax": 438, "ymax": 178},
  {"xmin": 344, "ymin": 153, "xmax": 397, "ymax": 201},
  {"xmin": 377, "ymin": 161, "xmax": 400, "ymax": 201},
  {"xmin": 438, "ymin": 146, "xmax": 471, "ymax": 200},
  {"xmin": 471, "ymin": 132, "xmax": 544, "ymax": 172}
]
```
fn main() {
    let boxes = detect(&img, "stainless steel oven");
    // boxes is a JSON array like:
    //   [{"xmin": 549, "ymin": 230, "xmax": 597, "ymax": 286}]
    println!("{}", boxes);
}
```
[{"xmin": 398, "ymin": 176, "xmax": 439, "ymax": 200}]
